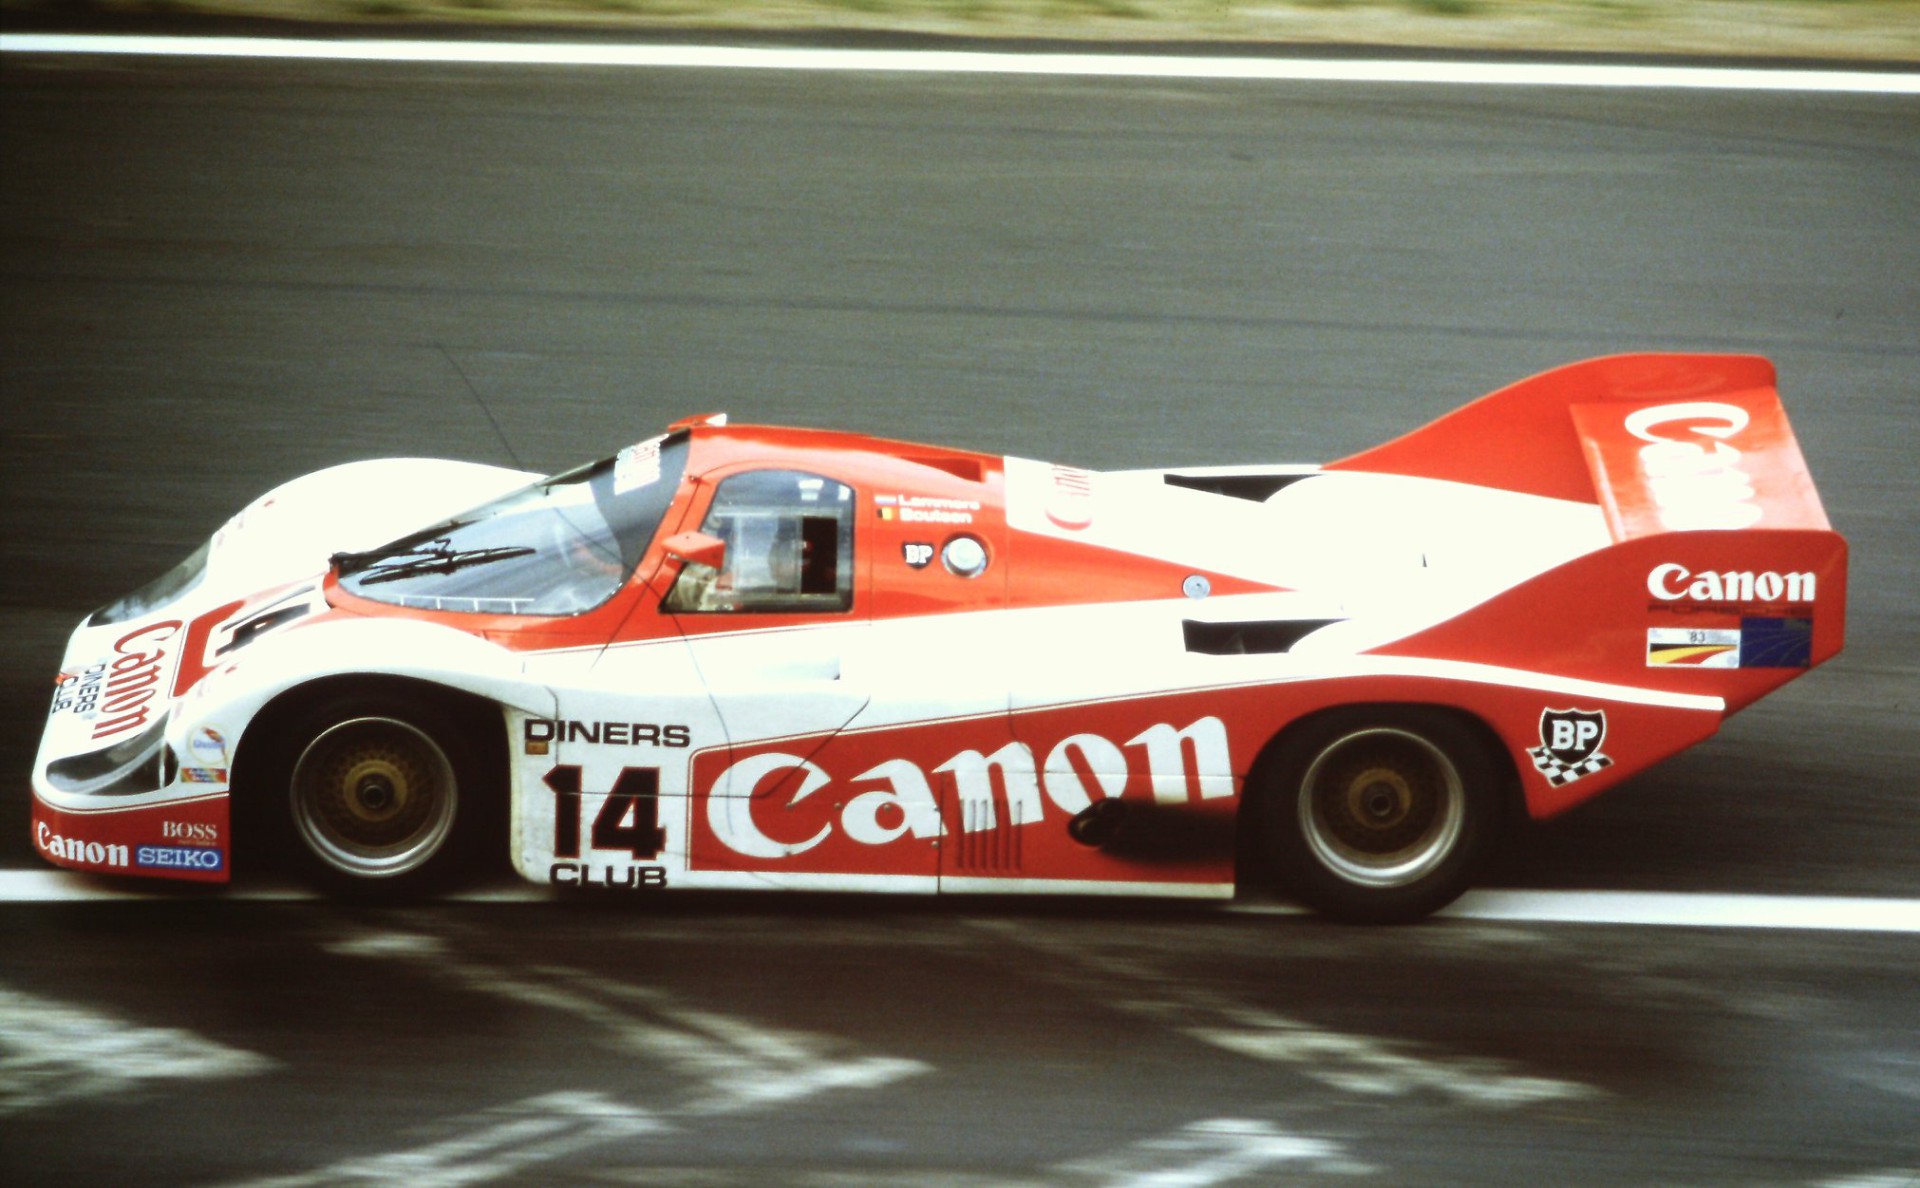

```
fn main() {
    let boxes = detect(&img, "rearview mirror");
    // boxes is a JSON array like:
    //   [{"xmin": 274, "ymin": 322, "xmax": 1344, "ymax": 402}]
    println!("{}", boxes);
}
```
[{"xmin": 662, "ymin": 530, "xmax": 727, "ymax": 570}]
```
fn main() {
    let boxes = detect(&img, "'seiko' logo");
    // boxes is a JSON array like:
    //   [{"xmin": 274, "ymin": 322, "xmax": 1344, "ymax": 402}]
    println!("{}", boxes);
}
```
[{"xmin": 136, "ymin": 845, "xmax": 224, "ymax": 872}]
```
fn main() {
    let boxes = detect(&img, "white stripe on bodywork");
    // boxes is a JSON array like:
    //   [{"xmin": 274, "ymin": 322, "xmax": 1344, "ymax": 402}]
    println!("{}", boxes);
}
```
[
  {"xmin": 1257, "ymin": 652, "xmax": 1725, "ymax": 713},
  {"xmin": 25, "ymin": 789, "xmax": 227, "ymax": 817}
]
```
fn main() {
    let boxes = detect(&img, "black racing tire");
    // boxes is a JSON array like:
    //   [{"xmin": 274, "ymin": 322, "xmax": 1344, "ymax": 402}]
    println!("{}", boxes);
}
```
[
  {"xmin": 271, "ymin": 691, "xmax": 498, "ymax": 898},
  {"xmin": 1253, "ymin": 707, "xmax": 1503, "ymax": 924}
]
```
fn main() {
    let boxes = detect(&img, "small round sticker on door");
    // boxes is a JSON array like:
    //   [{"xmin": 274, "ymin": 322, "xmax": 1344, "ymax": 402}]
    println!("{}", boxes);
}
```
[{"xmin": 942, "ymin": 536, "xmax": 989, "ymax": 578}]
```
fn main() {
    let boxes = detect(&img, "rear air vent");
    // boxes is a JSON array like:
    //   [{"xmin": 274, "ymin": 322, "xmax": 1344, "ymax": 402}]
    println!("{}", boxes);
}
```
[
  {"xmin": 1183, "ymin": 619, "xmax": 1343, "ymax": 655},
  {"xmin": 952, "ymin": 798, "xmax": 1022, "ymax": 871},
  {"xmin": 1163, "ymin": 473, "xmax": 1314, "ymax": 502}
]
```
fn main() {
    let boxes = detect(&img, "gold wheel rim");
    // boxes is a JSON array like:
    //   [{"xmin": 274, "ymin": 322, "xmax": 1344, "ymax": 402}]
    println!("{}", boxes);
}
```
[
  {"xmin": 1297, "ymin": 728, "xmax": 1465, "ymax": 889},
  {"xmin": 290, "ymin": 717, "xmax": 456, "ymax": 879}
]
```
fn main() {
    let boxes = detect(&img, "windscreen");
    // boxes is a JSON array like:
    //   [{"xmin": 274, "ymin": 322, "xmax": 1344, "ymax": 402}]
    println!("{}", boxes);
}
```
[{"xmin": 336, "ymin": 435, "xmax": 688, "ymax": 616}]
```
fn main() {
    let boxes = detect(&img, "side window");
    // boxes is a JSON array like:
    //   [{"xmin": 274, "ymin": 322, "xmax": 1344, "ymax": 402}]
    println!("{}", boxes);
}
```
[{"xmin": 665, "ymin": 470, "xmax": 855, "ymax": 614}]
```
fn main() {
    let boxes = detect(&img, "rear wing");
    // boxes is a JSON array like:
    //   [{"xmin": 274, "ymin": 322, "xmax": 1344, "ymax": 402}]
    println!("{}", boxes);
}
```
[
  {"xmin": 1327, "ymin": 353, "xmax": 1830, "ymax": 538},
  {"xmin": 1351, "ymin": 355, "xmax": 1846, "ymax": 717}
]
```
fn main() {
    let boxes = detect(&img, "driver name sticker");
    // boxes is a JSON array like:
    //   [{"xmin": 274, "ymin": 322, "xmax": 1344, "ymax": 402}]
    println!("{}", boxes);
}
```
[{"xmin": 874, "ymin": 494, "xmax": 979, "ymax": 525}]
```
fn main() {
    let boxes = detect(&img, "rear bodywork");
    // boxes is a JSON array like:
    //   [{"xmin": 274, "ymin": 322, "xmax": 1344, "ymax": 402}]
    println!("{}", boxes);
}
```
[{"xmin": 32, "ymin": 355, "xmax": 1845, "ymax": 896}]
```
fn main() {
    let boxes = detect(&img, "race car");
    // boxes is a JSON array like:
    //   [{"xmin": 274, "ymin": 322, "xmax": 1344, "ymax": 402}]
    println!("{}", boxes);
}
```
[{"xmin": 32, "ymin": 353, "xmax": 1846, "ymax": 921}]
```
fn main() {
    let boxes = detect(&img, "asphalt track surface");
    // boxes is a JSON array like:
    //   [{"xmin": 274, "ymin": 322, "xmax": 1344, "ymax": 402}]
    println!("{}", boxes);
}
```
[{"xmin": 2, "ymin": 34, "xmax": 1918, "ymax": 1186}]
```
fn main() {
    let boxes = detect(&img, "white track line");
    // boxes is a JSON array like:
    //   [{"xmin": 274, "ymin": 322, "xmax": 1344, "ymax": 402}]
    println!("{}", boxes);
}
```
[
  {"xmin": 2, "ymin": 34, "xmax": 1916, "ymax": 94},
  {"xmin": 4, "ymin": 869, "xmax": 1919, "ymax": 931},
  {"xmin": 1442, "ymin": 889, "xmax": 1920, "ymax": 932}
]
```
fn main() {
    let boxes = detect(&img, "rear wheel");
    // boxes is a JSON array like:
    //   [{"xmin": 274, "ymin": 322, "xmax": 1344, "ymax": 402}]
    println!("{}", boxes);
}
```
[
  {"xmin": 273, "ymin": 692, "xmax": 496, "ymax": 896},
  {"xmin": 1256, "ymin": 709, "xmax": 1501, "ymax": 923}
]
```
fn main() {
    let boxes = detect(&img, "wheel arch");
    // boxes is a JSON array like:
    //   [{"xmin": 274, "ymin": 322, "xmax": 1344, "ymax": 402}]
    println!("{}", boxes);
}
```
[
  {"xmin": 233, "ymin": 674, "xmax": 509, "ymax": 790},
  {"xmin": 228, "ymin": 674, "xmax": 514, "ymax": 875},
  {"xmin": 1234, "ymin": 700, "xmax": 1524, "ymax": 891}
]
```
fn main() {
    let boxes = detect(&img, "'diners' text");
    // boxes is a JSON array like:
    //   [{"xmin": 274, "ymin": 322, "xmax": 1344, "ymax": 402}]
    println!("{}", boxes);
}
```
[{"xmin": 525, "ymin": 720, "xmax": 691, "ymax": 748}]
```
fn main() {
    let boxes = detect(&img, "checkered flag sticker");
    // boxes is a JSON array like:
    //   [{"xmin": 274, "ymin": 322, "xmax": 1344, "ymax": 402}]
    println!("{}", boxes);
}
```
[
  {"xmin": 1531, "ymin": 708, "xmax": 1612, "ymax": 788},
  {"xmin": 1528, "ymin": 746, "xmax": 1613, "ymax": 788}
]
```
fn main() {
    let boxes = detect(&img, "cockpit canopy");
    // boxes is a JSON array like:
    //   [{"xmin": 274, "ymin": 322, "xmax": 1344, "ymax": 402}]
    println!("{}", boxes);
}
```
[{"xmin": 335, "ymin": 435, "xmax": 689, "ymax": 616}]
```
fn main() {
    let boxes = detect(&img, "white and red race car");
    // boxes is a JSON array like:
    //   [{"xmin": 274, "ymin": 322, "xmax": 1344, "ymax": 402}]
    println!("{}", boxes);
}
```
[{"xmin": 33, "ymin": 354, "xmax": 1846, "ymax": 921}]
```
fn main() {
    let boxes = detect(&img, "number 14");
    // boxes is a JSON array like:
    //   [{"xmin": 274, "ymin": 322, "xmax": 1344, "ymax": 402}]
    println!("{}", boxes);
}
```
[{"xmin": 543, "ymin": 765, "xmax": 665, "ymax": 860}]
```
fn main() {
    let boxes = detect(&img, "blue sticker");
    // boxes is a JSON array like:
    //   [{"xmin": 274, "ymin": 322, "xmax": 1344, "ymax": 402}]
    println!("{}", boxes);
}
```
[
  {"xmin": 1738, "ymin": 617, "xmax": 1812, "ymax": 669},
  {"xmin": 135, "ymin": 845, "xmax": 225, "ymax": 872}
]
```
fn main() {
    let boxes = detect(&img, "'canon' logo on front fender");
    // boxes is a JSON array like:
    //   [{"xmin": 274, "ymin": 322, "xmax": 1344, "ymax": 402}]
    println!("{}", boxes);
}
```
[{"xmin": 1648, "ymin": 563, "xmax": 1816, "ymax": 605}]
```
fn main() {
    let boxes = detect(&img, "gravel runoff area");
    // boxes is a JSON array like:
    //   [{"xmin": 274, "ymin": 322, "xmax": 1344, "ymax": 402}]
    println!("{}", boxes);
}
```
[{"xmin": 3, "ymin": 0, "xmax": 1918, "ymax": 61}]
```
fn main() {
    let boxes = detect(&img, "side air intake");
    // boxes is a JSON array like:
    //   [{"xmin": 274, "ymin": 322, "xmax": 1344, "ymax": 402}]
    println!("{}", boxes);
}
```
[
  {"xmin": 1163, "ymin": 473, "xmax": 1316, "ymax": 502},
  {"xmin": 1183, "ymin": 619, "xmax": 1343, "ymax": 655}
]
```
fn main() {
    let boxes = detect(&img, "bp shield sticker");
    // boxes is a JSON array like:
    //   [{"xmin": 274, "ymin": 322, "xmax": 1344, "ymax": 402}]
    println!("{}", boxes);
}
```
[{"xmin": 1528, "ymin": 708, "xmax": 1613, "ymax": 788}]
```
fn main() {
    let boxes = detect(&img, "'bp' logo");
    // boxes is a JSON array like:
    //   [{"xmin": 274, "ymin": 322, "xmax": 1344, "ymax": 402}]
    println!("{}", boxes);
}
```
[{"xmin": 1528, "ymin": 709, "xmax": 1613, "ymax": 788}]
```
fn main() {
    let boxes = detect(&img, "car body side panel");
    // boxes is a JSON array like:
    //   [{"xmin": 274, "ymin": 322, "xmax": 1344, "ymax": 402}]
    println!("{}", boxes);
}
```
[{"xmin": 500, "ymin": 588, "xmax": 1723, "ymax": 895}]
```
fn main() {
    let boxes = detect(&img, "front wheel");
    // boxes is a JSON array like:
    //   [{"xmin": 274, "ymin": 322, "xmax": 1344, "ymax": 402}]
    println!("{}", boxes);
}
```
[
  {"xmin": 1255, "ymin": 709, "xmax": 1503, "ymax": 923},
  {"xmin": 275, "ymin": 693, "xmax": 495, "ymax": 896}
]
